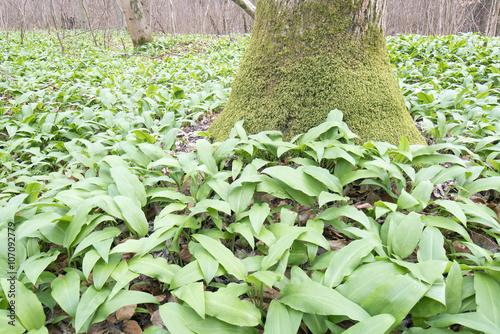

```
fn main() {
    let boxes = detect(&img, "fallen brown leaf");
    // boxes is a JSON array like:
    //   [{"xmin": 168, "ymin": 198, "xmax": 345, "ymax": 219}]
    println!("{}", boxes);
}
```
[
  {"xmin": 123, "ymin": 320, "xmax": 142, "ymax": 334},
  {"xmin": 116, "ymin": 304, "xmax": 137, "ymax": 321}
]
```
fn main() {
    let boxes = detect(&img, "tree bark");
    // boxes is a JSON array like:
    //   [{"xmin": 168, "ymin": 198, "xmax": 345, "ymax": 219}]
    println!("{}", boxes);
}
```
[
  {"xmin": 231, "ymin": 0, "xmax": 256, "ymax": 19},
  {"xmin": 210, "ymin": 0, "xmax": 426, "ymax": 146},
  {"xmin": 118, "ymin": 0, "xmax": 153, "ymax": 46}
]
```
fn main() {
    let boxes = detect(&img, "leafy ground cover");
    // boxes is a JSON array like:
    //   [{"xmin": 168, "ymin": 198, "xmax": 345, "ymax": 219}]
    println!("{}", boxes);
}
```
[{"xmin": 0, "ymin": 31, "xmax": 500, "ymax": 333}]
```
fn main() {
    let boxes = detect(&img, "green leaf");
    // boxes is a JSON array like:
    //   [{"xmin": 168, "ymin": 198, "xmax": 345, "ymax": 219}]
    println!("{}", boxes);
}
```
[
  {"xmin": 427, "ymin": 312, "xmax": 500, "ymax": 334},
  {"xmin": 188, "ymin": 318, "xmax": 258, "ymax": 334},
  {"xmin": 336, "ymin": 261, "xmax": 408, "ymax": 304},
  {"xmin": 50, "ymin": 271, "xmax": 81, "ymax": 318},
  {"xmin": 128, "ymin": 254, "xmax": 180, "ymax": 284},
  {"xmin": 249, "ymin": 203, "xmax": 270, "ymax": 234},
  {"xmin": 193, "ymin": 234, "xmax": 247, "ymax": 280},
  {"xmin": 92, "ymin": 254, "xmax": 121, "ymax": 290},
  {"xmin": 434, "ymin": 200, "xmax": 467, "ymax": 225},
  {"xmin": 279, "ymin": 280, "xmax": 370, "ymax": 320},
  {"xmin": 74, "ymin": 286, "xmax": 110, "ymax": 333},
  {"xmin": 196, "ymin": 140, "xmax": 218, "ymax": 174},
  {"xmin": 360, "ymin": 275, "xmax": 428, "ymax": 328},
  {"xmin": 72, "ymin": 227, "xmax": 121, "ymax": 259},
  {"xmin": 391, "ymin": 212, "xmax": 423, "ymax": 258},
  {"xmin": 159, "ymin": 303, "xmax": 200, "ymax": 334},
  {"xmin": 189, "ymin": 242, "xmax": 219, "ymax": 283},
  {"xmin": 263, "ymin": 300, "xmax": 302, "ymax": 334},
  {"xmin": 460, "ymin": 176, "xmax": 500, "ymax": 197},
  {"xmin": 110, "ymin": 166, "xmax": 147, "ymax": 207},
  {"xmin": 262, "ymin": 166, "xmax": 326, "ymax": 197},
  {"xmin": 114, "ymin": 195, "xmax": 148, "ymax": 236},
  {"xmin": 318, "ymin": 206, "xmax": 372, "ymax": 231},
  {"xmin": 1, "ymin": 279, "xmax": 45, "ymax": 331},
  {"xmin": 228, "ymin": 182, "xmax": 255, "ymax": 215},
  {"xmin": 261, "ymin": 230, "xmax": 304, "ymax": 270},
  {"xmin": 342, "ymin": 314, "xmax": 396, "ymax": 334},
  {"xmin": 172, "ymin": 283, "xmax": 206, "ymax": 319},
  {"xmin": 474, "ymin": 273, "xmax": 500, "ymax": 325},
  {"xmin": 93, "ymin": 290, "xmax": 159, "ymax": 324},
  {"xmin": 324, "ymin": 238, "xmax": 378, "ymax": 288},
  {"xmin": 417, "ymin": 226, "xmax": 447, "ymax": 262},
  {"xmin": 445, "ymin": 261, "xmax": 463, "ymax": 314},
  {"xmin": 204, "ymin": 290, "xmax": 260, "ymax": 327}
]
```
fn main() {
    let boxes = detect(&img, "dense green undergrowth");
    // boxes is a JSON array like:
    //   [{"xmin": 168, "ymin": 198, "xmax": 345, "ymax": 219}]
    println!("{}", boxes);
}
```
[{"xmin": 1, "ymin": 31, "xmax": 500, "ymax": 333}]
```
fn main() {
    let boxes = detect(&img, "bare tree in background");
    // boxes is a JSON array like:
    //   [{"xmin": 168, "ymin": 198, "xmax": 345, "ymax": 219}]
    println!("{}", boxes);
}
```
[{"xmin": 118, "ymin": 0, "xmax": 153, "ymax": 46}]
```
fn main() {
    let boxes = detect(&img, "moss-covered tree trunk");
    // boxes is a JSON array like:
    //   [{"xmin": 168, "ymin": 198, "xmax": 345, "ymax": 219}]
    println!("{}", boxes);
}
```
[
  {"xmin": 210, "ymin": 0, "xmax": 426, "ymax": 145},
  {"xmin": 118, "ymin": 0, "xmax": 153, "ymax": 47}
]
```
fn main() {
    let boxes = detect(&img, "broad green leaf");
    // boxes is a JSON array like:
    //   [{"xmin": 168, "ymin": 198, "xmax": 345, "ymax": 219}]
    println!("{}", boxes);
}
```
[
  {"xmin": 423, "ymin": 216, "xmax": 471, "ymax": 242},
  {"xmin": 391, "ymin": 212, "xmax": 423, "ymax": 258},
  {"xmin": 128, "ymin": 254, "xmax": 180, "ymax": 284},
  {"xmin": 110, "ymin": 166, "xmax": 147, "ymax": 207},
  {"xmin": 279, "ymin": 280, "xmax": 370, "ymax": 320},
  {"xmin": 92, "ymin": 254, "xmax": 121, "ymax": 290},
  {"xmin": 303, "ymin": 166, "xmax": 343, "ymax": 194},
  {"xmin": 303, "ymin": 313, "xmax": 328, "ymax": 334},
  {"xmin": 460, "ymin": 176, "xmax": 500, "ymax": 197},
  {"xmin": 196, "ymin": 140, "xmax": 218, "ymax": 174},
  {"xmin": 1, "ymin": 279, "xmax": 45, "ymax": 331},
  {"xmin": 427, "ymin": 312, "xmax": 500, "ymax": 334},
  {"xmin": 228, "ymin": 182, "xmax": 255, "ymax": 215},
  {"xmin": 318, "ymin": 206, "xmax": 372, "ymax": 231},
  {"xmin": 189, "ymin": 242, "xmax": 219, "ymax": 283},
  {"xmin": 318, "ymin": 192, "xmax": 348, "ymax": 207},
  {"xmin": 93, "ymin": 290, "xmax": 159, "ymax": 324},
  {"xmin": 263, "ymin": 166, "xmax": 326, "ymax": 197},
  {"xmin": 20, "ymin": 250, "xmax": 60, "ymax": 285},
  {"xmin": 263, "ymin": 300, "xmax": 302, "ymax": 334},
  {"xmin": 0, "ymin": 309, "xmax": 25, "ymax": 333},
  {"xmin": 474, "ymin": 273, "xmax": 500, "ymax": 325},
  {"xmin": 193, "ymin": 234, "xmax": 247, "ymax": 281},
  {"xmin": 114, "ymin": 195, "xmax": 148, "ymax": 236},
  {"xmin": 336, "ymin": 260, "xmax": 408, "ymax": 304},
  {"xmin": 204, "ymin": 290, "xmax": 261, "ymax": 327},
  {"xmin": 72, "ymin": 227, "xmax": 121, "ymax": 259},
  {"xmin": 172, "ymin": 282, "xmax": 206, "ymax": 319},
  {"xmin": 434, "ymin": 200, "xmax": 467, "ymax": 225},
  {"xmin": 261, "ymin": 230, "xmax": 304, "ymax": 270},
  {"xmin": 159, "ymin": 303, "xmax": 200, "ymax": 334},
  {"xmin": 361, "ymin": 275, "xmax": 428, "ymax": 328},
  {"xmin": 188, "ymin": 318, "xmax": 258, "ymax": 334},
  {"xmin": 324, "ymin": 238, "xmax": 378, "ymax": 288},
  {"xmin": 342, "ymin": 314, "xmax": 396, "ymax": 334},
  {"xmin": 417, "ymin": 226, "xmax": 447, "ymax": 262},
  {"xmin": 50, "ymin": 271, "xmax": 80, "ymax": 318},
  {"xmin": 445, "ymin": 261, "xmax": 463, "ymax": 314},
  {"xmin": 74, "ymin": 286, "xmax": 110, "ymax": 333},
  {"xmin": 249, "ymin": 202, "xmax": 270, "ymax": 234}
]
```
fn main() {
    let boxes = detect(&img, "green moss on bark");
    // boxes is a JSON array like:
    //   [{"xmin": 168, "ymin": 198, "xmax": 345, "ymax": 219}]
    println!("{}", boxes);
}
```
[{"xmin": 209, "ymin": 0, "xmax": 426, "ymax": 146}]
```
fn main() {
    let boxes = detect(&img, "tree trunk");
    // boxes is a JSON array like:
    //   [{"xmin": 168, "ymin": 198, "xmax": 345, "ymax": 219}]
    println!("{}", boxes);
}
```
[
  {"xmin": 210, "ymin": 0, "xmax": 426, "ymax": 146},
  {"xmin": 118, "ymin": 0, "xmax": 153, "ymax": 46}
]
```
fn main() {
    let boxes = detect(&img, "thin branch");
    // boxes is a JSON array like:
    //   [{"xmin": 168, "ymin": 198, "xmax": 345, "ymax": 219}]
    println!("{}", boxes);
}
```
[{"xmin": 231, "ymin": 0, "xmax": 255, "ymax": 19}]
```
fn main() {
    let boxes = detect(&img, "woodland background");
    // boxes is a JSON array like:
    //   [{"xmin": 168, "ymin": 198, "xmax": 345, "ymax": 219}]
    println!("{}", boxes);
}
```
[{"xmin": 1, "ymin": 0, "xmax": 500, "ymax": 37}]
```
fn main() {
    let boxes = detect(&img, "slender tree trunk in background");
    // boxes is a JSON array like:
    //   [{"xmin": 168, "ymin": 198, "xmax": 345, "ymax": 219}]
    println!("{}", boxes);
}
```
[
  {"xmin": 49, "ymin": 0, "xmax": 64, "ymax": 53},
  {"xmin": 113, "ymin": 0, "xmax": 125, "ymax": 29},
  {"xmin": 79, "ymin": 0, "xmax": 98, "ymax": 47},
  {"xmin": 78, "ymin": 0, "xmax": 89, "ymax": 29},
  {"xmin": 487, "ymin": 0, "xmax": 500, "ymax": 36},
  {"xmin": 118, "ymin": 0, "xmax": 153, "ymax": 46},
  {"xmin": 169, "ymin": 0, "xmax": 176, "ymax": 36},
  {"xmin": 210, "ymin": 0, "xmax": 426, "ymax": 145}
]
